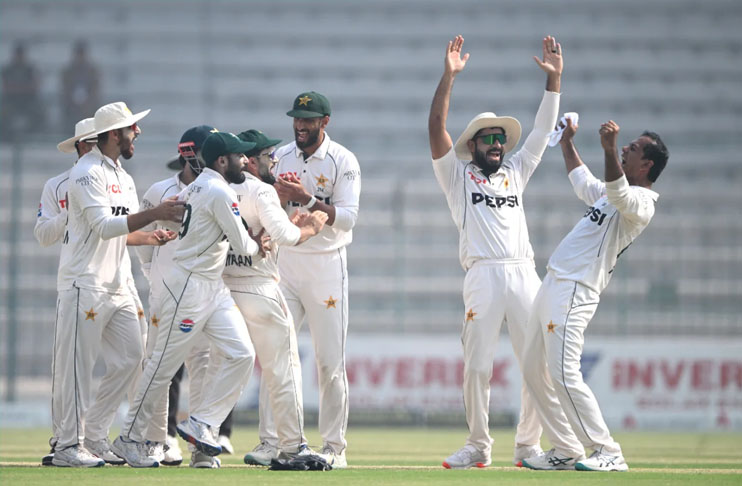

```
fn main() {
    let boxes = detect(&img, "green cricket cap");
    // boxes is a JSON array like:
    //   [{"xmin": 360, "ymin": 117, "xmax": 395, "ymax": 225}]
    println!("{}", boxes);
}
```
[{"xmin": 286, "ymin": 91, "xmax": 331, "ymax": 118}]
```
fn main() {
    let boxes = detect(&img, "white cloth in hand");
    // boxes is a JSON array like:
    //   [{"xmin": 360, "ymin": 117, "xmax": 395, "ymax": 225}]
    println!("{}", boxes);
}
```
[{"xmin": 548, "ymin": 112, "xmax": 579, "ymax": 147}]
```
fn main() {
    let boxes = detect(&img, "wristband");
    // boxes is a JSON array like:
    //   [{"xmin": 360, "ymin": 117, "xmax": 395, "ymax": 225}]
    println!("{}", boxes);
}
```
[{"xmin": 303, "ymin": 195, "xmax": 318, "ymax": 209}]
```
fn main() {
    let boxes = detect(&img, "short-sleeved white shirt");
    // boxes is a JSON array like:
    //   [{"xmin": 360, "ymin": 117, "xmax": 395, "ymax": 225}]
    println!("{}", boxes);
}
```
[
  {"xmin": 273, "ymin": 133, "xmax": 361, "ymax": 253},
  {"xmin": 57, "ymin": 147, "xmax": 139, "ymax": 293},
  {"xmin": 547, "ymin": 165, "xmax": 658, "ymax": 293}
]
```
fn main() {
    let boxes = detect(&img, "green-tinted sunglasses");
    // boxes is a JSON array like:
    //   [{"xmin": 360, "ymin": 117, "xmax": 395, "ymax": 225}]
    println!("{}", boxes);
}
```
[{"xmin": 475, "ymin": 133, "xmax": 507, "ymax": 145}]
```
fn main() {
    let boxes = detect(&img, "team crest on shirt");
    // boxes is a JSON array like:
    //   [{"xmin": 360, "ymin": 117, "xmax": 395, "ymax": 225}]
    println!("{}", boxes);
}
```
[
  {"xmin": 315, "ymin": 173, "xmax": 329, "ymax": 189},
  {"xmin": 231, "ymin": 202, "xmax": 240, "ymax": 216},
  {"xmin": 179, "ymin": 319, "xmax": 195, "ymax": 333}
]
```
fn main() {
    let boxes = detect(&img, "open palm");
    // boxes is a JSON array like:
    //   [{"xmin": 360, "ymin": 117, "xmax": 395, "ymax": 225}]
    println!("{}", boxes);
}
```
[
  {"xmin": 445, "ymin": 35, "xmax": 470, "ymax": 75},
  {"xmin": 533, "ymin": 35, "xmax": 563, "ymax": 76}
]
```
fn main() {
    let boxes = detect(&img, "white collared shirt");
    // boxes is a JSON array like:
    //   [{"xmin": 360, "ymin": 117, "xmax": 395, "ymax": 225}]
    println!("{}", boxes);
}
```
[
  {"xmin": 173, "ymin": 168, "xmax": 258, "ymax": 279},
  {"xmin": 273, "ymin": 132, "xmax": 361, "ymax": 253},
  {"xmin": 34, "ymin": 168, "xmax": 72, "ymax": 247},
  {"xmin": 547, "ymin": 165, "xmax": 659, "ymax": 293},
  {"xmin": 223, "ymin": 172, "xmax": 301, "ymax": 283},
  {"xmin": 57, "ymin": 146, "xmax": 138, "ymax": 293},
  {"xmin": 433, "ymin": 90, "xmax": 560, "ymax": 271}
]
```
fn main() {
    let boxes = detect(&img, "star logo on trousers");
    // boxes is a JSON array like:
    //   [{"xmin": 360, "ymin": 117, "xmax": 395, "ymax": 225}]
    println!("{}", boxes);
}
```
[
  {"xmin": 151, "ymin": 314, "xmax": 159, "ymax": 327},
  {"xmin": 324, "ymin": 296, "xmax": 337, "ymax": 309},
  {"xmin": 466, "ymin": 309, "xmax": 477, "ymax": 322},
  {"xmin": 137, "ymin": 308, "xmax": 145, "ymax": 319},
  {"xmin": 85, "ymin": 307, "xmax": 97, "ymax": 321},
  {"xmin": 547, "ymin": 320, "xmax": 558, "ymax": 333}
]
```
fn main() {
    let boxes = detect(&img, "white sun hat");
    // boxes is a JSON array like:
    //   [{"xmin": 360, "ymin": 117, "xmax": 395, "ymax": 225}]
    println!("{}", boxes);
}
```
[
  {"xmin": 92, "ymin": 101, "xmax": 150, "ymax": 137},
  {"xmin": 57, "ymin": 117, "xmax": 97, "ymax": 153},
  {"xmin": 454, "ymin": 112, "xmax": 522, "ymax": 160}
]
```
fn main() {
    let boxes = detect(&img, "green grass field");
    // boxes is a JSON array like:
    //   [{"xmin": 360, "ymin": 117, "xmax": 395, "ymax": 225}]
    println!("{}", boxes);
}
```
[{"xmin": 1, "ymin": 427, "xmax": 740, "ymax": 485}]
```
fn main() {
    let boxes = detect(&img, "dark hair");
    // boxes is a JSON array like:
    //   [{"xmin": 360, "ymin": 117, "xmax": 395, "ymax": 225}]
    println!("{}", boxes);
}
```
[
  {"xmin": 641, "ymin": 131, "xmax": 669, "ymax": 182},
  {"xmin": 96, "ymin": 128, "xmax": 124, "ymax": 145}
]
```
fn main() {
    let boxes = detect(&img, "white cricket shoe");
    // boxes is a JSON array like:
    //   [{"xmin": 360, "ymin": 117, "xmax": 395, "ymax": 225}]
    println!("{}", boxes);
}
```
[
  {"xmin": 84, "ymin": 437, "xmax": 125, "ymax": 465},
  {"xmin": 218, "ymin": 435, "xmax": 234, "ymax": 455},
  {"xmin": 277, "ymin": 443, "xmax": 315, "ymax": 461},
  {"xmin": 42, "ymin": 437, "xmax": 56, "ymax": 466},
  {"xmin": 319, "ymin": 445, "xmax": 347, "ymax": 469},
  {"xmin": 190, "ymin": 450, "xmax": 221, "ymax": 468},
  {"xmin": 111, "ymin": 436, "xmax": 159, "ymax": 468},
  {"xmin": 51, "ymin": 444, "xmax": 105, "ymax": 468},
  {"xmin": 243, "ymin": 441, "xmax": 279, "ymax": 466},
  {"xmin": 147, "ymin": 441, "xmax": 165, "ymax": 463},
  {"xmin": 442, "ymin": 444, "xmax": 490, "ymax": 469},
  {"xmin": 177, "ymin": 416, "xmax": 222, "ymax": 456},
  {"xmin": 521, "ymin": 448, "xmax": 583, "ymax": 470},
  {"xmin": 576, "ymin": 450, "xmax": 629, "ymax": 472},
  {"xmin": 163, "ymin": 435, "xmax": 183, "ymax": 466},
  {"xmin": 513, "ymin": 444, "xmax": 543, "ymax": 467}
]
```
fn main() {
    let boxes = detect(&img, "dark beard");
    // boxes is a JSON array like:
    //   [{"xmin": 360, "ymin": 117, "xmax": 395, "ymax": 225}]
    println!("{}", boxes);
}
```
[
  {"xmin": 473, "ymin": 147, "xmax": 503, "ymax": 176},
  {"xmin": 260, "ymin": 170, "xmax": 276, "ymax": 185},
  {"xmin": 225, "ymin": 164, "xmax": 245, "ymax": 184},
  {"xmin": 119, "ymin": 141, "xmax": 134, "ymax": 160},
  {"xmin": 295, "ymin": 127, "xmax": 320, "ymax": 149}
]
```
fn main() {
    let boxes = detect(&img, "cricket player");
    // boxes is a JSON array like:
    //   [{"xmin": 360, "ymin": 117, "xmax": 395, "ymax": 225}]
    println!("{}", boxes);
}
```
[
  {"xmin": 136, "ymin": 125, "xmax": 218, "ymax": 468},
  {"xmin": 226, "ymin": 129, "xmax": 328, "ymax": 466},
  {"xmin": 521, "ymin": 119, "xmax": 668, "ymax": 471},
  {"xmin": 113, "ymin": 132, "xmax": 262, "ymax": 468},
  {"xmin": 428, "ymin": 35, "xmax": 569, "ymax": 469},
  {"xmin": 52, "ymin": 102, "xmax": 182, "ymax": 467},
  {"xmin": 262, "ymin": 91, "xmax": 361, "ymax": 469}
]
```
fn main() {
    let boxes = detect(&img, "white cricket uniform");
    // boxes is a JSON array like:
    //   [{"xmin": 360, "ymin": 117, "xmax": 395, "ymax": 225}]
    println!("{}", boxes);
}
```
[
  {"xmin": 432, "ymin": 90, "xmax": 566, "ymax": 455},
  {"xmin": 266, "ymin": 133, "xmax": 360, "ymax": 453},
  {"xmin": 136, "ymin": 174, "xmax": 210, "ymax": 443},
  {"xmin": 223, "ymin": 172, "xmax": 306, "ymax": 452},
  {"xmin": 522, "ymin": 166, "xmax": 658, "ymax": 456},
  {"xmin": 121, "ymin": 168, "xmax": 258, "ymax": 442},
  {"xmin": 52, "ymin": 147, "xmax": 144, "ymax": 449}
]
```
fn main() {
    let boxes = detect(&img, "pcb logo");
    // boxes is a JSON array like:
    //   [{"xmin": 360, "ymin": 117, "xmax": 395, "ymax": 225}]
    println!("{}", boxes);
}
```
[
  {"xmin": 179, "ymin": 319, "xmax": 195, "ymax": 333},
  {"xmin": 231, "ymin": 202, "xmax": 240, "ymax": 216}
]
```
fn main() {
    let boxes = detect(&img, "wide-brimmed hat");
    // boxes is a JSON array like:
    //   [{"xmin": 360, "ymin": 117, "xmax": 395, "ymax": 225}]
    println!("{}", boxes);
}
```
[
  {"xmin": 57, "ymin": 117, "xmax": 97, "ymax": 153},
  {"xmin": 167, "ymin": 125, "xmax": 218, "ymax": 170},
  {"xmin": 201, "ymin": 132, "xmax": 256, "ymax": 165},
  {"xmin": 92, "ymin": 102, "xmax": 150, "ymax": 137},
  {"xmin": 286, "ymin": 91, "xmax": 331, "ymax": 118},
  {"xmin": 237, "ymin": 129, "xmax": 282, "ymax": 157},
  {"xmin": 454, "ymin": 112, "xmax": 522, "ymax": 160}
]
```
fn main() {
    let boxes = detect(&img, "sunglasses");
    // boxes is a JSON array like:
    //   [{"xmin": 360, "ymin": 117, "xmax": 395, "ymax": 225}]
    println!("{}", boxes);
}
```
[
  {"xmin": 475, "ymin": 133, "xmax": 506, "ymax": 145},
  {"xmin": 259, "ymin": 150, "xmax": 278, "ymax": 163}
]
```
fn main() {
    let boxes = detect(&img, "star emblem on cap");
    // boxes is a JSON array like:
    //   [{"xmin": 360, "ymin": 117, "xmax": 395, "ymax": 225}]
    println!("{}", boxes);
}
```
[
  {"xmin": 298, "ymin": 96, "xmax": 312, "ymax": 106},
  {"xmin": 85, "ymin": 307, "xmax": 97, "ymax": 321},
  {"xmin": 151, "ymin": 314, "xmax": 159, "ymax": 327},
  {"xmin": 466, "ymin": 309, "xmax": 477, "ymax": 322},
  {"xmin": 547, "ymin": 320, "xmax": 558, "ymax": 333},
  {"xmin": 316, "ymin": 174, "xmax": 329, "ymax": 189},
  {"xmin": 324, "ymin": 296, "xmax": 337, "ymax": 309}
]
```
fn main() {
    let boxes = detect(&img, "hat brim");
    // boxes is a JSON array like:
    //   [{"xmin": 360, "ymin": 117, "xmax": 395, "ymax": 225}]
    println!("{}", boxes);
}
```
[
  {"xmin": 454, "ymin": 113, "xmax": 522, "ymax": 160},
  {"xmin": 92, "ymin": 109, "xmax": 151, "ymax": 137},
  {"xmin": 247, "ymin": 138, "xmax": 282, "ymax": 155},
  {"xmin": 57, "ymin": 130, "xmax": 98, "ymax": 154},
  {"xmin": 166, "ymin": 157, "xmax": 183, "ymax": 170},
  {"xmin": 286, "ymin": 109, "xmax": 326, "ymax": 119}
]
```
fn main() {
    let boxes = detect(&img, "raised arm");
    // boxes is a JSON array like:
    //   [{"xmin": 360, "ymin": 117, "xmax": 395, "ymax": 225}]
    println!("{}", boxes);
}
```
[
  {"xmin": 428, "ymin": 35, "xmax": 470, "ymax": 160},
  {"xmin": 599, "ymin": 120, "xmax": 623, "ymax": 183},
  {"xmin": 559, "ymin": 117, "xmax": 584, "ymax": 173}
]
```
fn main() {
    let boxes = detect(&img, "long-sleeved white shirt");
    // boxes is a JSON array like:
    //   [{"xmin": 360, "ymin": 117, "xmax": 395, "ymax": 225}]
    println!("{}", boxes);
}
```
[
  {"xmin": 57, "ymin": 147, "xmax": 139, "ymax": 293},
  {"xmin": 173, "ymin": 168, "xmax": 258, "ymax": 279},
  {"xmin": 433, "ymin": 90, "xmax": 560, "ymax": 270},
  {"xmin": 547, "ymin": 164, "xmax": 658, "ymax": 293},
  {"xmin": 223, "ymin": 172, "xmax": 301, "ymax": 284},
  {"xmin": 273, "ymin": 132, "xmax": 361, "ymax": 253},
  {"xmin": 34, "ymin": 168, "xmax": 71, "ymax": 247}
]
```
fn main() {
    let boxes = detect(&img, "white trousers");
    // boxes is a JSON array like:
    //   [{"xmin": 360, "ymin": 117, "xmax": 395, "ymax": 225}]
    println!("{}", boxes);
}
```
[
  {"xmin": 143, "ymin": 285, "xmax": 210, "ymax": 443},
  {"xmin": 461, "ymin": 260, "xmax": 543, "ymax": 454},
  {"xmin": 227, "ymin": 279, "xmax": 305, "ymax": 452},
  {"xmin": 121, "ymin": 269, "xmax": 254, "ymax": 442},
  {"xmin": 52, "ymin": 287, "xmax": 143, "ymax": 448},
  {"xmin": 260, "ymin": 248, "xmax": 349, "ymax": 453},
  {"xmin": 522, "ymin": 271, "xmax": 621, "ymax": 456}
]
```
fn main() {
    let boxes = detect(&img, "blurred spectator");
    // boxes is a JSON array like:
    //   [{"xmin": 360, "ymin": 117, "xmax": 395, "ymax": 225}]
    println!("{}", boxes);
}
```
[
  {"xmin": 1, "ymin": 41, "xmax": 45, "ymax": 141},
  {"xmin": 60, "ymin": 40, "xmax": 100, "ymax": 132}
]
